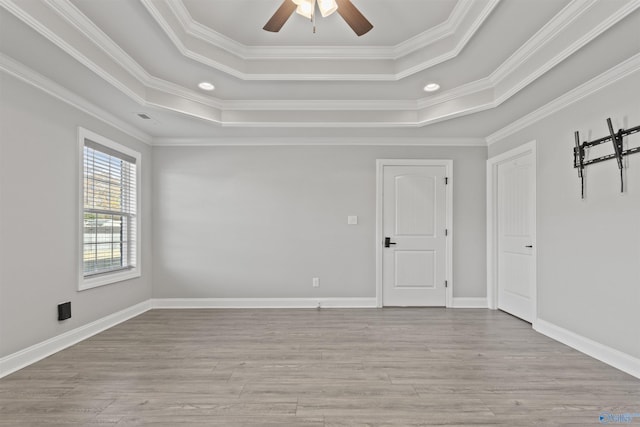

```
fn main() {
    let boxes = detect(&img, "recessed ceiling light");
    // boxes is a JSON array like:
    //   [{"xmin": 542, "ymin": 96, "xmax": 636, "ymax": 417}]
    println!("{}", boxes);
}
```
[
  {"xmin": 423, "ymin": 83, "xmax": 440, "ymax": 92},
  {"xmin": 198, "ymin": 82, "xmax": 215, "ymax": 91}
]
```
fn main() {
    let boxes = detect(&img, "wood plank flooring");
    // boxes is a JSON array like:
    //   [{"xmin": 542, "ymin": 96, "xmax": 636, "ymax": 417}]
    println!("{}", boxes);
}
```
[{"xmin": 1, "ymin": 308, "xmax": 638, "ymax": 426}]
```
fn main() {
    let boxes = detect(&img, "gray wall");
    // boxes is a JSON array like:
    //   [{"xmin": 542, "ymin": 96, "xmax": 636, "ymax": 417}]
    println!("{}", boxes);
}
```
[
  {"xmin": 152, "ymin": 145, "xmax": 487, "ymax": 300},
  {"xmin": 489, "ymin": 71, "xmax": 640, "ymax": 359},
  {"xmin": 0, "ymin": 74, "xmax": 153, "ymax": 357}
]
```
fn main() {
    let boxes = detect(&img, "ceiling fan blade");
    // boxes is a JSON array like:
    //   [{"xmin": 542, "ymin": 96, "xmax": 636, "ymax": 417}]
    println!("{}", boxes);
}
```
[
  {"xmin": 263, "ymin": 0, "xmax": 297, "ymax": 32},
  {"xmin": 335, "ymin": 0, "xmax": 373, "ymax": 36}
]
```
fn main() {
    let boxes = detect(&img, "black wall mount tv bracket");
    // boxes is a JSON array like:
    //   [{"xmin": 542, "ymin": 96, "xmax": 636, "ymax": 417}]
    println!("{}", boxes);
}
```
[{"xmin": 573, "ymin": 118, "xmax": 640, "ymax": 199}]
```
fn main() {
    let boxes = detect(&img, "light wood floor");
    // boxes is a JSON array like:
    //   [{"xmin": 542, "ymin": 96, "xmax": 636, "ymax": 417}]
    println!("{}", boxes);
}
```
[{"xmin": 1, "ymin": 309, "xmax": 638, "ymax": 426}]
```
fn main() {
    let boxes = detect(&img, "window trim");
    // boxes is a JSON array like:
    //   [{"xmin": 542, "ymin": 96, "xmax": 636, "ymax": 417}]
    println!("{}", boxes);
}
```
[{"xmin": 78, "ymin": 127, "xmax": 141, "ymax": 291}]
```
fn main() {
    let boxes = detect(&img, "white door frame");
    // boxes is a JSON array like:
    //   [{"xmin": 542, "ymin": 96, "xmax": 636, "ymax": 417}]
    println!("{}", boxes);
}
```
[
  {"xmin": 375, "ymin": 159, "xmax": 453, "ymax": 308},
  {"xmin": 486, "ymin": 141, "xmax": 537, "ymax": 322}
]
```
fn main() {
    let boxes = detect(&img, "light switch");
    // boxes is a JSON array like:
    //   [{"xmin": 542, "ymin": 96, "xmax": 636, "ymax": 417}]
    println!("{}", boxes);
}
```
[{"xmin": 347, "ymin": 215, "xmax": 358, "ymax": 225}]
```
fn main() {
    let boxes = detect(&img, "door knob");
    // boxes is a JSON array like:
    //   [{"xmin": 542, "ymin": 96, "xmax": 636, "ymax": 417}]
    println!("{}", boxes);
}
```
[
  {"xmin": 384, "ymin": 237, "xmax": 397, "ymax": 248},
  {"xmin": 525, "ymin": 245, "xmax": 533, "ymax": 248}
]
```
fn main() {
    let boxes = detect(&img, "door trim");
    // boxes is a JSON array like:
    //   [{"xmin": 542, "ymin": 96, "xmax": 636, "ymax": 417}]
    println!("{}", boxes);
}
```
[
  {"xmin": 375, "ymin": 159, "xmax": 453, "ymax": 308},
  {"xmin": 486, "ymin": 141, "xmax": 537, "ymax": 323}
]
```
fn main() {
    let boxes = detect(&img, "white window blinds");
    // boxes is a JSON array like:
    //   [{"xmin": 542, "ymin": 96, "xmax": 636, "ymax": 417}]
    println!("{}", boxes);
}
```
[{"xmin": 83, "ymin": 139, "xmax": 137, "ymax": 277}]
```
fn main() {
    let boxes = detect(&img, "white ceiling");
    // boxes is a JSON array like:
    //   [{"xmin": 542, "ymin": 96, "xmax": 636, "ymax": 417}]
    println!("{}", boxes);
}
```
[
  {"xmin": 181, "ymin": 0, "xmax": 459, "ymax": 46},
  {"xmin": 1, "ymin": 0, "xmax": 639, "ymax": 143}
]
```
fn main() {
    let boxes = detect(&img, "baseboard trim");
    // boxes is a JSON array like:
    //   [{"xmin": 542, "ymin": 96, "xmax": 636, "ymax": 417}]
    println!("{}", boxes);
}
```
[
  {"xmin": 0, "ymin": 300, "xmax": 152, "ymax": 379},
  {"xmin": 151, "ymin": 297, "xmax": 378, "ymax": 309},
  {"xmin": 6, "ymin": 299, "xmax": 636, "ymax": 381},
  {"xmin": 450, "ymin": 297, "xmax": 488, "ymax": 308},
  {"xmin": 534, "ymin": 319, "xmax": 640, "ymax": 379}
]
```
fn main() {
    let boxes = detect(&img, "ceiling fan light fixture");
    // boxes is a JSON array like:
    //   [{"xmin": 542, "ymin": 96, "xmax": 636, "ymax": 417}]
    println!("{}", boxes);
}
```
[
  {"xmin": 318, "ymin": 0, "xmax": 338, "ymax": 17},
  {"xmin": 423, "ymin": 83, "xmax": 440, "ymax": 92},
  {"xmin": 263, "ymin": 0, "xmax": 372, "ymax": 36},
  {"xmin": 296, "ymin": 0, "xmax": 315, "ymax": 19}
]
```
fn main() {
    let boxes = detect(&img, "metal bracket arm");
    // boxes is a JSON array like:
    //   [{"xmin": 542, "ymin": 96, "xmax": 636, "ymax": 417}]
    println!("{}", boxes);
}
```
[{"xmin": 572, "ymin": 118, "xmax": 640, "ymax": 198}]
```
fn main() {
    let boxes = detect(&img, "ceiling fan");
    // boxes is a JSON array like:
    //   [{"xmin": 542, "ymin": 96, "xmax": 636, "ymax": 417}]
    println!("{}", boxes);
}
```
[{"xmin": 263, "ymin": 0, "xmax": 373, "ymax": 37}]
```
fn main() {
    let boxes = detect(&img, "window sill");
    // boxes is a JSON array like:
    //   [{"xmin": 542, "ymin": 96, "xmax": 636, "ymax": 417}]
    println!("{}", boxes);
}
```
[{"xmin": 79, "ymin": 269, "xmax": 141, "ymax": 291}]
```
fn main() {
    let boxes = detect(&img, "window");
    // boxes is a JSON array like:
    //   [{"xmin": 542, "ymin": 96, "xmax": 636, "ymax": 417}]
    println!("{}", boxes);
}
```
[{"xmin": 79, "ymin": 128, "xmax": 140, "ymax": 290}]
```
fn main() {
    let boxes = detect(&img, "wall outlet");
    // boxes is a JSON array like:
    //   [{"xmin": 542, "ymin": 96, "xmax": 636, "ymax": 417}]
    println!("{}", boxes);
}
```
[{"xmin": 312, "ymin": 277, "xmax": 320, "ymax": 287}]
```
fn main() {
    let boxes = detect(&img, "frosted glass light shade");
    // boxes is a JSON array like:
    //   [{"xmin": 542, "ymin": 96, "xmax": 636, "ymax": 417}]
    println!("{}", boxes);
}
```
[
  {"xmin": 296, "ymin": 0, "xmax": 314, "ymax": 19},
  {"xmin": 318, "ymin": 0, "xmax": 338, "ymax": 17}
]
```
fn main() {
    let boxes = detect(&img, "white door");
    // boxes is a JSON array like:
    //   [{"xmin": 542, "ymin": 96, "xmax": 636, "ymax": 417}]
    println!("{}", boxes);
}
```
[
  {"xmin": 382, "ymin": 164, "xmax": 448, "ymax": 306},
  {"xmin": 497, "ymin": 153, "xmax": 535, "ymax": 322}
]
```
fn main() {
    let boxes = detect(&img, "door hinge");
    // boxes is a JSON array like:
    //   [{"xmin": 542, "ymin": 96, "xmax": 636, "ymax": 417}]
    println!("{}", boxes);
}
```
[
  {"xmin": 445, "ymin": 177, "xmax": 449, "ymax": 185},
  {"xmin": 445, "ymin": 280, "xmax": 448, "ymax": 288},
  {"xmin": 445, "ymin": 229, "xmax": 448, "ymax": 236}
]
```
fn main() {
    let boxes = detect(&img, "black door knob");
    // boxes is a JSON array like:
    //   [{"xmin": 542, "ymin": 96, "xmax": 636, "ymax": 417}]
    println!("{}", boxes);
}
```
[{"xmin": 384, "ymin": 237, "xmax": 397, "ymax": 248}]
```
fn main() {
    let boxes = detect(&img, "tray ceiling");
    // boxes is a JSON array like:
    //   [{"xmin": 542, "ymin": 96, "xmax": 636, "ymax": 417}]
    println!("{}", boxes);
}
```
[{"xmin": 1, "ymin": 0, "xmax": 638, "ymax": 141}]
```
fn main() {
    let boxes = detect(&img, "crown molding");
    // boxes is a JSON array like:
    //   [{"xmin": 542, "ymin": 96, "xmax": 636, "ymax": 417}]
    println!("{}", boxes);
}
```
[
  {"xmin": 223, "ymin": 99, "xmax": 418, "ymax": 111},
  {"xmin": 0, "ymin": 0, "xmax": 147, "ymax": 105},
  {"xmin": 41, "ymin": 0, "xmax": 228, "ymax": 112},
  {"xmin": 492, "ymin": 0, "xmax": 640, "ymax": 103},
  {"xmin": 43, "ymin": 0, "xmax": 149, "ymax": 84},
  {"xmin": 489, "ymin": 0, "xmax": 598, "ymax": 85},
  {"xmin": 140, "ymin": 0, "xmax": 250, "ymax": 80},
  {"xmin": 411, "ymin": 0, "xmax": 612, "ymax": 107},
  {"xmin": 2, "ymin": 0, "xmax": 637, "ymax": 129},
  {"xmin": 0, "ymin": 53, "xmax": 152, "ymax": 144},
  {"xmin": 394, "ymin": 0, "xmax": 500, "ymax": 80},
  {"xmin": 168, "ymin": 0, "xmax": 477, "ymax": 61},
  {"xmin": 486, "ymin": 53, "xmax": 640, "ymax": 145},
  {"xmin": 152, "ymin": 136, "xmax": 487, "ymax": 147},
  {"xmin": 391, "ymin": 0, "xmax": 474, "ymax": 60},
  {"xmin": 141, "ymin": 0, "xmax": 498, "ymax": 80},
  {"xmin": 416, "ymin": 78, "xmax": 493, "ymax": 109}
]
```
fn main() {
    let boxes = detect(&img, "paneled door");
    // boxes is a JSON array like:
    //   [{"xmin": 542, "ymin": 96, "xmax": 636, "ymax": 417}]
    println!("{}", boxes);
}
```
[
  {"xmin": 497, "ymin": 152, "xmax": 535, "ymax": 322},
  {"xmin": 381, "ymin": 163, "xmax": 449, "ymax": 306}
]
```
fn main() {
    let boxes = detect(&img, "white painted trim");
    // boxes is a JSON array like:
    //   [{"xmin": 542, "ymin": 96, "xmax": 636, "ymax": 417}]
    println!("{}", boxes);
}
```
[
  {"xmin": 486, "ymin": 53, "xmax": 640, "ymax": 145},
  {"xmin": 44, "ymin": 0, "xmax": 150, "ymax": 84},
  {"xmin": 158, "ymin": 0, "xmax": 483, "ymax": 61},
  {"xmin": 375, "ymin": 159, "xmax": 454, "ymax": 308},
  {"xmin": 3, "ymin": 0, "xmax": 638, "ymax": 130},
  {"xmin": 0, "ymin": 53, "xmax": 151, "ymax": 144},
  {"xmin": 375, "ymin": 161, "xmax": 384, "ymax": 308},
  {"xmin": 140, "ymin": 0, "xmax": 499, "ymax": 80},
  {"xmin": 391, "ymin": 0, "xmax": 479, "ymax": 60},
  {"xmin": 217, "ymin": 120, "xmax": 439, "ymax": 128},
  {"xmin": 486, "ymin": 141, "xmax": 537, "ymax": 322},
  {"xmin": 151, "ymin": 137, "xmax": 487, "ymax": 147},
  {"xmin": 44, "ymin": 0, "xmax": 225, "ymax": 112},
  {"xmin": 0, "ymin": 0, "xmax": 146, "ymax": 104},
  {"xmin": 534, "ymin": 319, "xmax": 640, "ymax": 379},
  {"xmin": 450, "ymin": 297, "xmax": 488, "ymax": 308},
  {"xmin": 417, "ymin": 79, "xmax": 493, "ymax": 110},
  {"xmin": 5, "ymin": 298, "xmax": 637, "ymax": 381},
  {"xmin": 0, "ymin": 300, "xmax": 151, "ymax": 379},
  {"xmin": 77, "ymin": 127, "xmax": 142, "ymax": 291},
  {"xmin": 489, "ymin": 0, "xmax": 597, "ymax": 84},
  {"xmin": 376, "ymin": 0, "xmax": 501, "ymax": 81},
  {"xmin": 151, "ymin": 298, "xmax": 377, "ymax": 309},
  {"xmin": 223, "ymin": 99, "xmax": 417, "ymax": 111},
  {"xmin": 491, "ymin": 0, "xmax": 640, "ymax": 106},
  {"xmin": 486, "ymin": 159, "xmax": 496, "ymax": 310}
]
